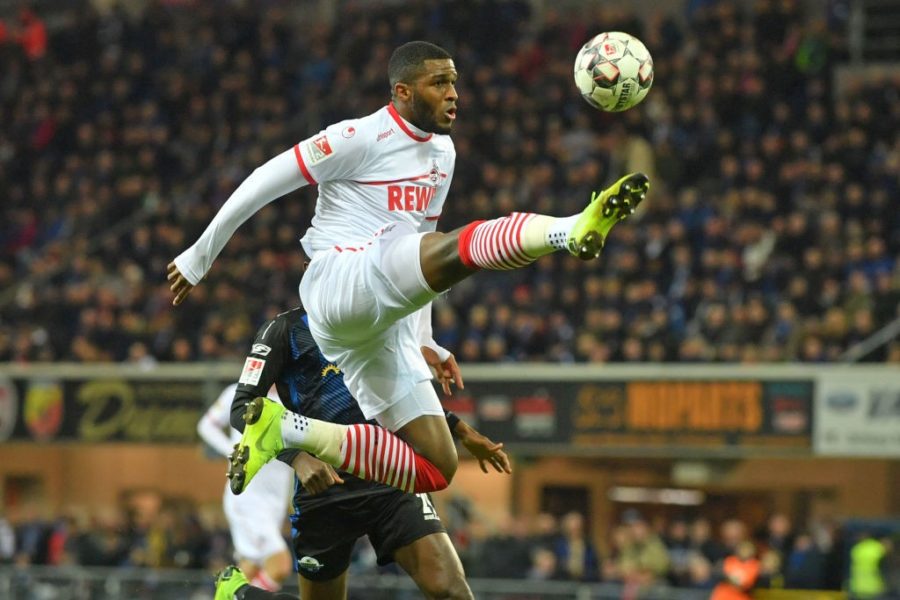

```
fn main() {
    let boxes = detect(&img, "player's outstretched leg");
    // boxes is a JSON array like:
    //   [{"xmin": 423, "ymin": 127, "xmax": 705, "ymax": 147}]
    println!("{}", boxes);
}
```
[
  {"xmin": 420, "ymin": 172, "xmax": 650, "ymax": 291},
  {"xmin": 229, "ymin": 398, "xmax": 449, "ymax": 495}
]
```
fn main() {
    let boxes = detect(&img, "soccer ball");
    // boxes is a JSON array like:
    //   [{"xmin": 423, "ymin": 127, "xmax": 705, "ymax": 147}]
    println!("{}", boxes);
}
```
[{"xmin": 573, "ymin": 31, "xmax": 654, "ymax": 112}]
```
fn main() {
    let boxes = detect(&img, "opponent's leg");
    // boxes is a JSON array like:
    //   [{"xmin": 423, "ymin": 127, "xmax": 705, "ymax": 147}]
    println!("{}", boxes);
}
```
[
  {"xmin": 420, "ymin": 172, "xmax": 650, "ymax": 292},
  {"xmin": 299, "ymin": 571, "xmax": 348, "ymax": 600},
  {"xmin": 393, "ymin": 532, "xmax": 473, "ymax": 600}
]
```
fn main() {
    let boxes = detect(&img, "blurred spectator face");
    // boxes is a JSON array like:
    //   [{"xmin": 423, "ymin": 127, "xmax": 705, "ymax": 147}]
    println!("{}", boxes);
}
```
[
  {"xmin": 793, "ymin": 533, "xmax": 813, "ymax": 552},
  {"xmin": 530, "ymin": 547, "xmax": 558, "ymax": 578},
  {"xmin": 691, "ymin": 519, "xmax": 712, "ymax": 543},
  {"xmin": 669, "ymin": 519, "xmax": 689, "ymax": 543},
  {"xmin": 611, "ymin": 525, "xmax": 632, "ymax": 550},
  {"xmin": 561, "ymin": 512, "xmax": 585, "ymax": 538},
  {"xmin": 534, "ymin": 513, "xmax": 558, "ymax": 538},
  {"xmin": 736, "ymin": 541, "xmax": 757, "ymax": 560},
  {"xmin": 630, "ymin": 519, "xmax": 651, "ymax": 542},
  {"xmin": 768, "ymin": 513, "xmax": 791, "ymax": 539},
  {"xmin": 688, "ymin": 553, "xmax": 713, "ymax": 585},
  {"xmin": 721, "ymin": 519, "xmax": 747, "ymax": 550}
]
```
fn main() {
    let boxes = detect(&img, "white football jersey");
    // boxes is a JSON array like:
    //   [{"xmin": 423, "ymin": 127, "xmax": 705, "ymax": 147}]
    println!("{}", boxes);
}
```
[
  {"xmin": 294, "ymin": 103, "xmax": 456, "ymax": 255},
  {"xmin": 173, "ymin": 104, "xmax": 455, "ymax": 289}
]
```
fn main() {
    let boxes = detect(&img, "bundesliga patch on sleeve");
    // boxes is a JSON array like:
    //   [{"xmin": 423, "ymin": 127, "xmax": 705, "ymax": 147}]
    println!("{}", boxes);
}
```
[
  {"xmin": 239, "ymin": 357, "xmax": 266, "ymax": 386},
  {"xmin": 305, "ymin": 135, "xmax": 334, "ymax": 165}
]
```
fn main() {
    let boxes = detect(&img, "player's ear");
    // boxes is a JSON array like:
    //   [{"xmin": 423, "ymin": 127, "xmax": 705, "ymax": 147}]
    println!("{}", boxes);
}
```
[{"xmin": 393, "ymin": 81, "xmax": 411, "ymax": 102}]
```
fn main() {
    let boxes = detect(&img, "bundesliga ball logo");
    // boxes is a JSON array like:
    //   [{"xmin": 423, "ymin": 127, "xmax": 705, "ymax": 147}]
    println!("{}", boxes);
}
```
[{"xmin": 574, "ymin": 31, "xmax": 654, "ymax": 112}]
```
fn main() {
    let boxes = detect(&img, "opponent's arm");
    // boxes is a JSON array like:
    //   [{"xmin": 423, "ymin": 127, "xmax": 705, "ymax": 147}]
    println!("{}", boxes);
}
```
[
  {"xmin": 229, "ymin": 319, "xmax": 289, "ymax": 432},
  {"xmin": 449, "ymin": 414, "xmax": 512, "ymax": 474}
]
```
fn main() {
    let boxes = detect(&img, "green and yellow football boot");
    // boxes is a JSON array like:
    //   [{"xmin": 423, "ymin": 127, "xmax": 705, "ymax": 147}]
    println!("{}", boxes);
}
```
[
  {"xmin": 568, "ymin": 172, "xmax": 650, "ymax": 260},
  {"xmin": 227, "ymin": 397, "xmax": 284, "ymax": 495},
  {"xmin": 214, "ymin": 565, "xmax": 249, "ymax": 600}
]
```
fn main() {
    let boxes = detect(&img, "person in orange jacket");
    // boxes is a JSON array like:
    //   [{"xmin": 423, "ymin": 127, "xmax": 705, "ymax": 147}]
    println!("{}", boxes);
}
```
[{"xmin": 711, "ymin": 540, "xmax": 761, "ymax": 600}]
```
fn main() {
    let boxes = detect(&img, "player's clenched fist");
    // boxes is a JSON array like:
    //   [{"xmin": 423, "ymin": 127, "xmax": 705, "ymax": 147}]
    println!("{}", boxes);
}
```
[
  {"xmin": 167, "ymin": 261, "xmax": 194, "ymax": 306},
  {"xmin": 292, "ymin": 452, "xmax": 344, "ymax": 495}
]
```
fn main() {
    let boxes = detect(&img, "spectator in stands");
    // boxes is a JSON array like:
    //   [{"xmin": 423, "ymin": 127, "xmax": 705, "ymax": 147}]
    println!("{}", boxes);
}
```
[
  {"xmin": 527, "ymin": 546, "xmax": 566, "ymax": 581},
  {"xmin": 783, "ymin": 532, "xmax": 826, "ymax": 590},
  {"xmin": 0, "ymin": 511, "xmax": 14, "ymax": 564},
  {"xmin": 471, "ymin": 514, "xmax": 532, "ymax": 579},
  {"xmin": 690, "ymin": 517, "xmax": 728, "ymax": 565},
  {"xmin": 664, "ymin": 517, "xmax": 692, "ymax": 586},
  {"xmin": 764, "ymin": 512, "xmax": 796, "ymax": 560},
  {"xmin": 618, "ymin": 510, "xmax": 670, "ymax": 587},
  {"xmin": 553, "ymin": 511, "xmax": 601, "ymax": 582},
  {"xmin": 0, "ymin": 0, "xmax": 897, "ymax": 365},
  {"xmin": 686, "ymin": 552, "xmax": 716, "ymax": 591},
  {"xmin": 712, "ymin": 541, "xmax": 761, "ymax": 600},
  {"xmin": 848, "ymin": 532, "xmax": 892, "ymax": 599}
]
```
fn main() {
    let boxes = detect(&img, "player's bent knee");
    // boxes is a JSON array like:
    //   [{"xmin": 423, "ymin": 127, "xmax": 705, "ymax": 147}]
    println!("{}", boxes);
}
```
[
  {"xmin": 432, "ymin": 445, "xmax": 458, "ymax": 485},
  {"xmin": 420, "ymin": 565, "xmax": 473, "ymax": 600}
]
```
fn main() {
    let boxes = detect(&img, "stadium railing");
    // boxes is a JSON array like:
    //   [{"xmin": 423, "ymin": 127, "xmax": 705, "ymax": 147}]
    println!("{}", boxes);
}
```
[{"xmin": 0, "ymin": 565, "xmax": 714, "ymax": 600}]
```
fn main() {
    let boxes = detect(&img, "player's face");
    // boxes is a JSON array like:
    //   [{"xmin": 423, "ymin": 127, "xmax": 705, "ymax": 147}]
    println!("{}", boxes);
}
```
[{"xmin": 408, "ymin": 59, "xmax": 458, "ymax": 134}]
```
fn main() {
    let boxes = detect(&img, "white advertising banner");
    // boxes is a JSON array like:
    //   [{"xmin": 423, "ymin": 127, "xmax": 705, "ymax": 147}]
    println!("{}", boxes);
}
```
[{"xmin": 815, "ymin": 373, "xmax": 900, "ymax": 457}]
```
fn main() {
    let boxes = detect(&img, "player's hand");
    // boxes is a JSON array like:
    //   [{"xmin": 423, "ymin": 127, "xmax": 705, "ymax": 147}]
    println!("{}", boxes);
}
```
[
  {"xmin": 421, "ymin": 346, "xmax": 464, "ymax": 396},
  {"xmin": 292, "ymin": 452, "xmax": 344, "ymax": 495},
  {"xmin": 460, "ymin": 429, "xmax": 512, "ymax": 475},
  {"xmin": 167, "ymin": 261, "xmax": 195, "ymax": 306}
]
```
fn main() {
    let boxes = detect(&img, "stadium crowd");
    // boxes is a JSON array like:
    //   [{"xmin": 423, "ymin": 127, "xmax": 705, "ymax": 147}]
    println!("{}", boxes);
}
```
[
  {"xmin": 0, "ymin": 0, "xmax": 898, "ymax": 365},
  {"xmin": 4, "ymin": 501, "xmax": 898, "ymax": 595}
]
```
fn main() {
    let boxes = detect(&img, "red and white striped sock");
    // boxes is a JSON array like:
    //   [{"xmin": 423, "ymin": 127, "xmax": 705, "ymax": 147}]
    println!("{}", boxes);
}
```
[
  {"xmin": 457, "ymin": 212, "xmax": 578, "ymax": 270},
  {"xmin": 338, "ymin": 424, "xmax": 448, "ymax": 493}
]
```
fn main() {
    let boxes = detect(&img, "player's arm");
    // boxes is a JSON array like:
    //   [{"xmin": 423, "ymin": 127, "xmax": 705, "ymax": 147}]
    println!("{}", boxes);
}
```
[
  {"xmin": 418, "ymin": 302, "xmax": 462, "ymax": 396},
  {"xmin": 168, "ymin": 149, "xmax": 309, "ymax": 304},
  {"xmin": 169, "ymin": 121, "xmax": 368, "ymax": 305},
  {"xmin": 197, "ymin": 383, "xmax": 239, "ymax": 457},
  {"xmin": 445, "ymin": 410, "xmax": 512, "ymax": 474},
  {"xmin": 227, "ymin": 313, "xmax": 316, "ymax": 468},
  {"xmin": 416, "ymin": 158, "xmax": 460, "ymax": 392}
]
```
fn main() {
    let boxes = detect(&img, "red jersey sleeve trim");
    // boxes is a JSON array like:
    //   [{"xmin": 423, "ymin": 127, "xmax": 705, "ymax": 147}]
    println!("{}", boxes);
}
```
[
  {"xmin": 294, "ymin": 143, "xmax": 317, "ymax": 185},
  {"xmin": 387, "ymin": 103, "xmax": 433, "ymax": 143}
]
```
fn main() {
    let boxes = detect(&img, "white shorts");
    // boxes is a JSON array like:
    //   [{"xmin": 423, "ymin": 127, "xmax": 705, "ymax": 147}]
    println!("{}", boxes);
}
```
[
  {"xmin": 223, "ymin": 460, "xmax": 293, "ymax": 563},
  {"xmin": 299, "ymin": 222, "xmax": 444, "ymax": 425}
]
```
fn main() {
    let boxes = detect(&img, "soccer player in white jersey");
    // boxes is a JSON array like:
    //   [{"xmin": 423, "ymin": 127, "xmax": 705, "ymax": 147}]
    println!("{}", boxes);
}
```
[
  {"xmin": 197, "ymin": 384, "xmax": 293, "ymax": 593},
  {"xmin": 169, "ymin": 41, "xmax": 649, "ymax": 496}
]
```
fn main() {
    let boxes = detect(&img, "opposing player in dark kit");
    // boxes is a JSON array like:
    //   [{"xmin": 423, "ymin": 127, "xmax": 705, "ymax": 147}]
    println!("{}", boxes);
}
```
[{"xmin": 214, "ymin": 306, "xmax": 510, "ymax": 600}]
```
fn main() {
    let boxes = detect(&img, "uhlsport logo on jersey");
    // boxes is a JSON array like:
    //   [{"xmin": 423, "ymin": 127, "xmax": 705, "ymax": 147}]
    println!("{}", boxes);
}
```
[
  {"xmin": 305, "ymin": 135, "xmax": 334, "ymax": 165},
  {"xmin": 298, "ymin": 556, "xmax": 324, "ymax": 573}
]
